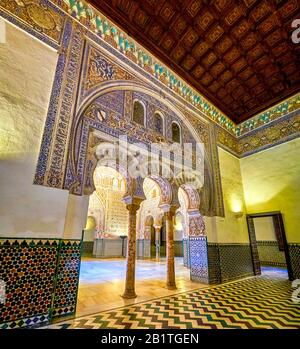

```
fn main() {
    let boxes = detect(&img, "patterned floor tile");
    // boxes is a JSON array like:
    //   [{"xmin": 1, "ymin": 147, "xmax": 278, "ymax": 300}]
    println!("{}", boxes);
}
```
[{"xmin": 47, "ymin": 271, "xmax": 300, "ymax": 329}]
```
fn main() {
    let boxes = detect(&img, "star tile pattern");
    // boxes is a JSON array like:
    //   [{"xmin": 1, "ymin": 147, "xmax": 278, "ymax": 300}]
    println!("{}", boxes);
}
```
[
  {"xmin": 48, "ymin": 273, "xmax": 300, "ymax": 329},
  {"xmin": 90, "ymin": 0, "xmax": 300, "ymax": 123}
]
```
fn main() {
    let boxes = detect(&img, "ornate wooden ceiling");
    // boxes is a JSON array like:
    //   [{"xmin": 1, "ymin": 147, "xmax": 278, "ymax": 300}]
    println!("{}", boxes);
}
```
[{"xmin": 89, "ymin": 0, "xmax": 300, "ymax": 123}]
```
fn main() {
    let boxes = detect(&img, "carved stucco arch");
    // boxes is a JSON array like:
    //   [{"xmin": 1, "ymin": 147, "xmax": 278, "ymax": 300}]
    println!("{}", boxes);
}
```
[
  {"xmin": 154, "ymin": 210, "xmax": 165, "ymax": 227},
  {"xmin": 179, "ymin": 184, "xmax": 205, "ymax": 237},
  {"xmin": 144, "ymin": 215, "xmax": 154, "ymax": 227},
  {"xmin": 71, "ymin": 81, "xmax": 208, "ymax": 178},
  {"xmin": 68, "ymin": 81, "xmax": 217, "ymax": 218},
  {"xmin": 83, "ymin": 141, "xmax": 137, "ymax": 198},
  {"xmin": 147, "ymin": 175, "xmax": 173, "ymax": 207},
  {"xmin": 180, "ymin": 184, "xmax": 201, "ymax": 211}
]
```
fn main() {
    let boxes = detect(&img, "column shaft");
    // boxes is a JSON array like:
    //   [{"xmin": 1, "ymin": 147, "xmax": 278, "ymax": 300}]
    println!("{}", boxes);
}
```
[
  {"xmin": 122, "ymin": 204, "xmax": 139, "ymax": 298},
  {"xmin": 165, "ymin": 211, "xmax": 177, "ymax": 290},
  {"xmin": 155, "ymin": 226, "xmax": 161, "ymax": 261}
]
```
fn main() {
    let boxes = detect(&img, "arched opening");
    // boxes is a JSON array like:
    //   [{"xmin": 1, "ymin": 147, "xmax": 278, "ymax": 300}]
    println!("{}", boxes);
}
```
[
  {"xmin": 174, "ymin": 211, "xmax": 184, "ymax": 255},
  {"xmin": 90, "ymin": 165, "xmax": 128, "ymax": 241},
  {"xmin": 154, "ymin": 111, "xmax": 164, "ymax": 135},
  {"xmin": 144, "ymin": 215, "xmax": 155, "ymax": 258},
  {"xmin": 133, "ymin": 100, "xmax": 145, "ymax": 126},
  {"xmin": 67, "ymin": 84, "xmax": 211, "ymax": 318},
  {"xmin": 161, "ymin": 215, "xmax": 167, "ymax": 257},
  {"xmin": 171, "ymin": 121, "xmax": 181, "ymax": 143},
  {"xmin": 178, "ymin": 187, "xmax": 189, "ymax": 266},
  {"xmin": 140, "ymin": 177, "xmax": 162, "ymax": 259},
  {"xmin": 77, "ymin": 164, "xmax": 130, "ymax": 316}
]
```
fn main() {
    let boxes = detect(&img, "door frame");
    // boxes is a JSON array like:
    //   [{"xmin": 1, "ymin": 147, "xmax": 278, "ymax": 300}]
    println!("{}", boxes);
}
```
[{"xmin": 246, "ymin": 211, "xmax": 293, "ymax": 280}]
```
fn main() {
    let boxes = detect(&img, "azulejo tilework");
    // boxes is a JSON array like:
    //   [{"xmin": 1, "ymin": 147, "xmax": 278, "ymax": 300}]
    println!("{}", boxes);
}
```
[
  {"xmin": 51, "ymin": 240, "xmax": 82, "ymax": 320},
  {"xmin": 289, "ymin": 244, "xmax": 300, "ymax": 280},
  {"xmin": 48, "ymin": 273, "xmax": 300, "ymax": 329},
  {"xmin": 189, "ymin": 236, "xmax": 209, "ymax": 284},
  {"xmin": 0, "ymin": 239, "xmax": 59, "ymax": 329},
  {"xmin": 218, "ymin": 244, "xmax": 254, "ymax": 282},
  {"xmin": 0, "ymin": 238, "xmax": 82, "ymax": 329},
  {"xmin": 257, "ymin": 241, "xmax": 286, "ymax": 267}
]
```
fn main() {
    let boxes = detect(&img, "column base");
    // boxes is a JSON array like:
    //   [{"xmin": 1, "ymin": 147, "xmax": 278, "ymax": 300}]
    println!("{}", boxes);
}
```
[
  {"xmin": 122, "ymin": 291, "xmax": 137, "ymax": 299},
  {"xmin": 167, "ymin": 284, "xmax": 177, "ymax": 290}
]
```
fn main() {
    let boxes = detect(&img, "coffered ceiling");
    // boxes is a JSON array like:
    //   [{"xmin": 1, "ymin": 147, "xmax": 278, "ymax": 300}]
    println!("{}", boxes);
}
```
[{"xmin": 89, "ymin": 0, "xmax": 300, "ymax": 123}]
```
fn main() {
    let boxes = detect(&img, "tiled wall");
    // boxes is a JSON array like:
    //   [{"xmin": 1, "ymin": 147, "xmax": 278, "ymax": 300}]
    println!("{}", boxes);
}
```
[
  {"xmin": 207, "ymin": 244, "xmax": 221, "ymax": 284},
  {"xmin": 289, "ymin": 244, "xmax": 300, "ymax": 279},
  {"xmin": 218, "ymin": 244, "xmax": 254, "ymax": 282},
  {"xmin": 189, "ymin": 236, "xmax": 209, "ymax": 283},
  {"xmin": 51, "ymin": 241, "xmax": 82, "ymax": 320},
  {"xmin": 0, "ymin": 238, "xmax": 82, "ymax": 329},
  {"xmin": 183, "ymin": 239, "xmax": 190, "ymax": 268},
  {"xmin": 257, "ymin": 241, "xmax": 286, "ymax": 267},
  {"xmin": 189, "ymin": 239, "xmax": 254, "ymax": 284}
]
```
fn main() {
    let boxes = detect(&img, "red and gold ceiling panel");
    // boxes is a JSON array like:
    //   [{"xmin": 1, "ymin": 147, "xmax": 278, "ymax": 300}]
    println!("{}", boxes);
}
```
[{"xmin": 89, "ymin": 0, "xmax": 300, "ymax": 123}]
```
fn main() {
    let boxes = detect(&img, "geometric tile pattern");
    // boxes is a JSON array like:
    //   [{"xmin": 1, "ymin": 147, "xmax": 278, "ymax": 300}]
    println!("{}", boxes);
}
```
[
  {"xmin": 51, "ymin": 240, "xmax": 82, "ymax": 320},
  {"xmin": 182, "ymin": 239, "xmax": 190, "ymax": 268},
  {"xmin": 257, "ymin": 241, "xmax": 286, "ymax": 267},
  {"xmin": 207, "ymin": 243, "xmax": 221, "ymax": 284},
  {"xmin": 289, "ymin": 244, "xmax": 300, "ymax": 280},
  {"xmin": 48, "ymin": 273, "xmax": 300, "ymax": 329},
  {"xmin": 0, "ymin": 239, "xmax": 58, "ymax": 329},
  {"xmin": 0, "ymin": 238, "xmax": 82, "ymax": 329},
  {"xmin": 189, "ymin": 236, "xmax": 209, "ymax": 283},
  {"xmin": 189, "ymin": 241, "xmax": 254, "ymax": 285},
  {"xmin": 218, "ymin": 244, "xmax": 254, "ymax": 282}
]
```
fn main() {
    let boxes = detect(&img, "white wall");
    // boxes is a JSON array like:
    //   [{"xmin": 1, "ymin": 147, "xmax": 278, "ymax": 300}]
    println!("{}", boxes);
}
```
[
  {"xmin": 253, "ymin": 217, "xmax": 276, "ymax": 241},
  {"xmin": 0, "ymin": 21, "xmax": 69, "ymax": 238},
  {"xmin": 240, "ymin": 138, "xmax": 300, "ymax": 243},
  {"xmin": 213, "ymin": 147, "xmax": 249, "ymax": 243}
]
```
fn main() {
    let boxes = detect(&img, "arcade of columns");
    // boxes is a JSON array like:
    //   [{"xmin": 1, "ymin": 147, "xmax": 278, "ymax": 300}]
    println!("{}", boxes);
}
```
[
  {"xmin": 101, "ymin": 173, "xmax": 195, "ymax": 299},
  {"xmin": 121, "ymin": 189, "xmax": 180, "ymax": 298}
]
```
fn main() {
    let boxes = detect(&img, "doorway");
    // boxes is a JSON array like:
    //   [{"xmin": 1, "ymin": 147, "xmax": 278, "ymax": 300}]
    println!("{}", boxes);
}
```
[{"xmin": 246, "ymin": 211, "xmax": 293, "ymax": 280}]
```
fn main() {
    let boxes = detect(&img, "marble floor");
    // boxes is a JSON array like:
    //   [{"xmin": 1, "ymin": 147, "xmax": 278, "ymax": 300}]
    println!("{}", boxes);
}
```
[
  {"xmin": 48, "ymin": 266, "xmax": 299, "ymax": 329},
  {"xmin": 76, "ymin": 257, "xmax": 206, "ymax": 318}
]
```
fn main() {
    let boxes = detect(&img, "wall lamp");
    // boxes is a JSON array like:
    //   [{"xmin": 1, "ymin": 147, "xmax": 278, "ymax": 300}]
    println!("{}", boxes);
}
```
[{"xmin": 233, "ymin": 211, "xmax": 244, "ymax": 219}]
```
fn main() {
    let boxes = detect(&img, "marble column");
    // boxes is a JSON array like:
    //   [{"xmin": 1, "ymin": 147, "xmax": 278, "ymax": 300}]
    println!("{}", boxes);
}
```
[
  {"xmin": 165, "ymin": 209, "xmax": 177, "ymax": 290},
  {"xmin": 122, "ymin": 203, "xmax": 140, "ymax": 299},
  {"xmin": 154, "ymin": 226, "xmax": 161, "ymax": 261}
]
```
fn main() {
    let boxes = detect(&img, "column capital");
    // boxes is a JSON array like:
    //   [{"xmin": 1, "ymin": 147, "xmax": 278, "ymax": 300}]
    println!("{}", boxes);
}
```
[
  {"xmin": 163, "ymin": 206, "xmax": 178, "ymax": 218},
  {"xmin": 123, "ymin": 194, "xmax": 144, "ymax": 207},
  {"xmin": 160, "ymin": 203, "xmax": 179, "ymax": 214},
  {"xmin": 126, "ymin": 203, "xmax": 140, "ymax": 213}
]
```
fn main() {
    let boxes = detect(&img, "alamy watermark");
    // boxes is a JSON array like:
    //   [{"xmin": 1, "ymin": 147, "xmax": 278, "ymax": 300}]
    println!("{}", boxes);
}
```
[
  {"xmin": 0, "ymin": 279, "xmax": 6, "ymax": 304},
  {"xmin": 94, "ymin": 135, "xmax": 205, "ymax": 190},
  {"xmin": 291, "ymin": 19, "xmax": 300, "ymax": 44}
]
